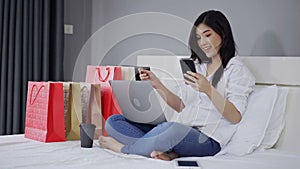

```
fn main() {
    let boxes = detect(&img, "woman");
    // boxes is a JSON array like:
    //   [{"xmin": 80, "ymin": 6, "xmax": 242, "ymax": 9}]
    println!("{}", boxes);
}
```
[{"xmin": 99, "ymin": 10, "xmax": 255, "ymax": 160}]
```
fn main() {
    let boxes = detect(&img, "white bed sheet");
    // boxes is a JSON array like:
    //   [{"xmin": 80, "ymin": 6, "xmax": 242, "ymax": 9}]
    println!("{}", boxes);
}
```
[{"xmin": 1, "ymin": 135, "xmax": 299, "ymax": 169}]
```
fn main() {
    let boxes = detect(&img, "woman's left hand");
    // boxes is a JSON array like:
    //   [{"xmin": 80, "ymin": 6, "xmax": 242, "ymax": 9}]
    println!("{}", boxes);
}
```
[{"xmin": 184, "ymin": 71, "xmax": 212, "ymax": 94}]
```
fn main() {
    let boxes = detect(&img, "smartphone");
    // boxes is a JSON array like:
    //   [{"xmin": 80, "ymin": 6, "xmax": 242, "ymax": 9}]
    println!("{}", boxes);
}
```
[
  {"xmin": 180, "ymin": 58, "xmax": 196, "ymax": 83},
  {"xmin": 175, "ymin": 160, "xmax": 202, "ymax": 169}
]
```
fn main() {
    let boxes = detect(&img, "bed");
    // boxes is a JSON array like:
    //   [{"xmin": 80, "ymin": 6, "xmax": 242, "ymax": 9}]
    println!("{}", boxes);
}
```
[{"xmin": 1, "ymin": 56, "xmax": 300, "ymax": 169}]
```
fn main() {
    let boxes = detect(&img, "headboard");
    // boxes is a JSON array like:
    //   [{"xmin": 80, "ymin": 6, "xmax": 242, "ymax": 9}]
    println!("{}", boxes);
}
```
[{"xmin": 137, "ymin": 55, "xmax": 300, "ymax": 153}]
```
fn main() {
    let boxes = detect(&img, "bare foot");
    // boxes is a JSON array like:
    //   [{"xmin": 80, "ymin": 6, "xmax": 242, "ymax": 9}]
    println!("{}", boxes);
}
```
[
  {"xmin": 150, "ymin": 151, "xmax": 179, "ymax": 161},
  {"xmin": 98, "ymin": 136, "xmax": 124, "ymax": 153}
]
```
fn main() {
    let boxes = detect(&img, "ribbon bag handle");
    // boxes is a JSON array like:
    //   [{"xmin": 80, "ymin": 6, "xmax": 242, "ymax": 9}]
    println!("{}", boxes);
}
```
[
  {"xmin": 96, "ymin": 67, "xmax": 111, "ymax": 82},
  {"xmin": 30, "ymin": 84, "xmax": 45, "ymax": 105}
]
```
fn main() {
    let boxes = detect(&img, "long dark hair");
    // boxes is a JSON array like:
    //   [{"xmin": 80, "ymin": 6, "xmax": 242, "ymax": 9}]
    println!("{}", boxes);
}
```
[{"xmin": 189, "ymin": 10, "xmax": 236, "ymax": 87}]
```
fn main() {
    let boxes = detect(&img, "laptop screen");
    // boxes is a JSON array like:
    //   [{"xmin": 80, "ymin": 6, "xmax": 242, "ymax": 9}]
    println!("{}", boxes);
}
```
[{"xmin": 109, "ymin": 80, "xmax": 166, "ymax": 125}]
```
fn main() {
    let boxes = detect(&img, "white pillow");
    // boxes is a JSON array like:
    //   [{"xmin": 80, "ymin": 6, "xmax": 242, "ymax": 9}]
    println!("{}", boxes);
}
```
[
  {"xmin": 219, "ymin": 85, "xmax": 278, "ymax": 156},
  {"xmin": 258, "ymin": 87, "xmax": 289, "ymax": 150}
]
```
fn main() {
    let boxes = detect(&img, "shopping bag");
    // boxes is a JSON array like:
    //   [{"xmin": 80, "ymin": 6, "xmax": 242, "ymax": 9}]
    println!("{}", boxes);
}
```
[
  {"xmin": 85, "ymin": 65, "xmax": 123, "ymax": 119},
  {"xmin": 121, "ymin": 66, "xmax": 136, "ymax": 80},
  {"xmin": 80, "ymin": 83, "xmax": 92, "ymax": 123},
  {"xmin": 81, "ymin": 83, "xmax": 102, "ymax": 139},
  {"xmin": 85, "ymin": 65, "xmax": 123, "ymax": 136},
  {"xmin": 24, "ymin": 81, "xmax": 65, "ymax": 142},
  {"xmin": 91, "ymin": 84, "xmax": 102, "ymax": 138},
  {"xmin": 63, "ymin": 82, "xmax": 70, "ymax": 135},
  {"xmin": 65, "ymin": 83, "xmax": 102, "ymax": 140},
  {"xmin": 86, "ymin": 65, "xmax": 122, "ymax": 84},
  {"xmin": 65, "ymin": 83, "xmax": 82, "ymax": 140}
]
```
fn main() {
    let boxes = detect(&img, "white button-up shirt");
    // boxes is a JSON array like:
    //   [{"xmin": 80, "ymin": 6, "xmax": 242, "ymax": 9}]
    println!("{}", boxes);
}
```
[{"xmin": 175, "ymin": 56, "xmax": 255, "ymax": 148}]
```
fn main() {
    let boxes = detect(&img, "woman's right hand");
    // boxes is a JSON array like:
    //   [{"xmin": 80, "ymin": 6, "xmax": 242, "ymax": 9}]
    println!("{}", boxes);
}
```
[
  {"xmin": 139, "ymin": 69, "xmax": 162, "ymax": 89},
  {"xmin": 139, "ymin": 68, "xmax": 184, "ymax": 112}
]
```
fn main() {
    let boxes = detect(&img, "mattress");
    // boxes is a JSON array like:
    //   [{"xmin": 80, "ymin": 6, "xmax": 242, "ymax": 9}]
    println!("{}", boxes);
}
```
[{"xmin": 1, "ymin": 134, "xmax": 299, "ymax": 169}]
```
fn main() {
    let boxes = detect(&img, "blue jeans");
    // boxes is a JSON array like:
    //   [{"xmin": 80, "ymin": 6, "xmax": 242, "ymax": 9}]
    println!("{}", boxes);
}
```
[{"xmin": 105, "ymin": 114, "xmax": 221, "ymax": 157}]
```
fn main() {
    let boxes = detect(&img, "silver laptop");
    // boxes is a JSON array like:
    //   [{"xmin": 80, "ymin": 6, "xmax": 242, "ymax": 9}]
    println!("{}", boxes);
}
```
[{"xmin": 109, "ymin": 80, "xmax": 166, "ymax": 125}]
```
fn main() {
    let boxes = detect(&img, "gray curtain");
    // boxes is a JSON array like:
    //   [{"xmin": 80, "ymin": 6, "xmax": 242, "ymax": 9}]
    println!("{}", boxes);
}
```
[{"xmin": 0, "ymin": 0, "xmax": 64, "ymax": 135}]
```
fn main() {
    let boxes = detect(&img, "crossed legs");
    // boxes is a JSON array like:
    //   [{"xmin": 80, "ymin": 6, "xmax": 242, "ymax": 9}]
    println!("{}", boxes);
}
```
[{"xmin": 99, "ymin": 114, "xmax": 221, "ymax": 160}]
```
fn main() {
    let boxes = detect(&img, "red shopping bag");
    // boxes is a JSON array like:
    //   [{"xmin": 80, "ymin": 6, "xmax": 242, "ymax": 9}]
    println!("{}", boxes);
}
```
[
  {"xmin": 85, "ymin": 66, "xmax": 123, "ymax": 136},
  {"xmin": 24, "ymin": 81, "xmax": 65, "ymax": 142}
]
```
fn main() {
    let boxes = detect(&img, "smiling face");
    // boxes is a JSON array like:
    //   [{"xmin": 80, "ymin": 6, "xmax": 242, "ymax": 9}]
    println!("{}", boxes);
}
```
[{"xmin": 196, "ymin": 23, "xmax": 222, "ymax": 59}]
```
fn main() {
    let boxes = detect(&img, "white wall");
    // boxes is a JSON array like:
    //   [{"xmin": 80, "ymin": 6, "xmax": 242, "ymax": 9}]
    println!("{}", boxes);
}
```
[{"xmin": 64, "ymin": 0, "xmax": 300, "ymax": 81}]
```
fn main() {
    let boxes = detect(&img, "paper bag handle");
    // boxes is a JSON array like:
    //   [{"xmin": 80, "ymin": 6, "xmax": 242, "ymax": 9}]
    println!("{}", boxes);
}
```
[
  {"xmin": 30, "ymin": 84, "xmax": 45, "ymax": 105},
  {"xmin": 96, "ymin": 67, "xmax": 111, "ymax": 82}
]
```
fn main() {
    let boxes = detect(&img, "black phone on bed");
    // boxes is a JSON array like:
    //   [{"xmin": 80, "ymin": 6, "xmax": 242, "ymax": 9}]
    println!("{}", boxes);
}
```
[
  {"xmin": 180, "ymin": 58, "xmax": 196, "ymax": 83},
  {"xmin": 175, "ymin": 160, "xmax": 202, "ymax": 169}
]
